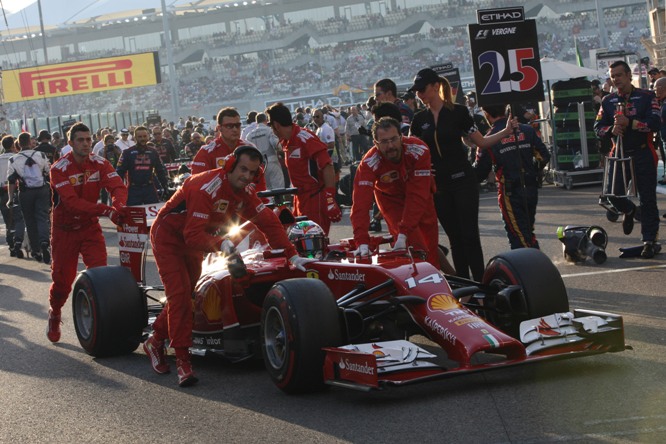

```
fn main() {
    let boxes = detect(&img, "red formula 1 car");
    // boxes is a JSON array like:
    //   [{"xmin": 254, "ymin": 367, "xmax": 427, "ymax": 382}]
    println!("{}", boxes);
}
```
[{"xmin": 71, "ymin": 189, "xmax": 627, "ymax": 393}]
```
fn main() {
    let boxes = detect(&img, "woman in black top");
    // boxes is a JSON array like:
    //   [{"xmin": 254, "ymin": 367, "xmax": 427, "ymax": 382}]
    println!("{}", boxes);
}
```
[{"xmin": 409, "ymin": 68, "xmax": 515, "ymax": 280}]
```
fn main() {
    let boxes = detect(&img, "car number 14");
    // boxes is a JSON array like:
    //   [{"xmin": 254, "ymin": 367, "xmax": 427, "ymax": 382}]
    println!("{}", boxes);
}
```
[{"xmin": 405, "ymin": 273, "xmax": 444, "ymax": 289}]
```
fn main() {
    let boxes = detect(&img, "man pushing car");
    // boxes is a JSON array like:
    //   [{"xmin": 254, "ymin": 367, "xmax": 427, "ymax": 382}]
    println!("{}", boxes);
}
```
[
  {"xmin": 144, "ymin": 145, "xmax": 314, "ymax": 387},
  {"xmin": 350, "ymin": 117, "xmax": 441, "ymax": 268}
]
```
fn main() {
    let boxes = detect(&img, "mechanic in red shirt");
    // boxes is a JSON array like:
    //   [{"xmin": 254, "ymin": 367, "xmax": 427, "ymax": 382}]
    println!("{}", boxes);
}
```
[
  {"xmin": 350, "ymin": 117, "xmax": 439, "ymax": 267},
  {"xmin": 47, "ymin": 122, "xmax": 128, "ymax": 343},
  {"xmin": 191, "ymin": 107, "xmax": 245, "ymax": 175},
  {"xmin": 143, "ymin": 145, "xmax": 313, "ymax": 387},
  {"xmin": 265, "ymin": 102, "xmax": 342, "ymax": 234}
]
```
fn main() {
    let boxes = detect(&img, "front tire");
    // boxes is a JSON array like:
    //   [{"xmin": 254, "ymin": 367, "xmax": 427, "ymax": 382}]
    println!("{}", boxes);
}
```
[
  {"xmin": 482, "ymin": 249, "xmax": 569, "ymax": 337},
  {"xmin": 261, "ymin": 278, "xmax": 342, "ymax": 394},
  {"xmin": 72, "ymin": 266, "xmax": 147, "ymax": 357}
]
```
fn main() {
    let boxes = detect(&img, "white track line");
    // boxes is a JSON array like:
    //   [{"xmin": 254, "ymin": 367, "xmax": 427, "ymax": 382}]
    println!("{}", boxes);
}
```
[{"xmin": 561, "ymin": 263, "xmax": 666, "ymax": 278}]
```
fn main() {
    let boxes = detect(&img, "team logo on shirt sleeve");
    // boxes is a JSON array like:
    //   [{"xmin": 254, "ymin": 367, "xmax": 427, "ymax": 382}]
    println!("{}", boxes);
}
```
[
  {"xmin": 379, "ymin": 170, "xmax": 399, "ymax": 183},
  {"xmin": 69, "ymin": 173, "xmax": 84, "ymax": 186},
  {"xmin": 86, "ymin": 171, "xmax": 100, "ymax": 182},
  {"xmin": 216, "ymin": 157, "xmax": 227, "ymax": 168},
  {"xmin": 201, "ymin": 176, "xmax": 222, "ymax": 195},
  {"xmin": 213, "ymin": 199, "xmax": 229, "ymax": 213}
]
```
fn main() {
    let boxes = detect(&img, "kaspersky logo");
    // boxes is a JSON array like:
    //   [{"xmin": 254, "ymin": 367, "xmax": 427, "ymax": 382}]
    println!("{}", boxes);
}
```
[{"xmin": 19, "ymin": 59, "xmax": 133, "ymax": 97}]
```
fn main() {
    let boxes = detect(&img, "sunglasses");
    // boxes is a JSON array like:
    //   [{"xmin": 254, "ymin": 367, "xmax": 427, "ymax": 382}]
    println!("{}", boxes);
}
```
[{"xmin": 221, "ymin": 123, "xmax": 242, "ymax": 129}]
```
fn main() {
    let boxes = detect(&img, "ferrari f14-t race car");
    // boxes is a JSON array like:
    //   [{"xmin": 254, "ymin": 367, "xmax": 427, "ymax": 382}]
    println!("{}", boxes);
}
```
[{"xmin": 71, "ymin": 188, "xmax": 627, "ymax": 393}]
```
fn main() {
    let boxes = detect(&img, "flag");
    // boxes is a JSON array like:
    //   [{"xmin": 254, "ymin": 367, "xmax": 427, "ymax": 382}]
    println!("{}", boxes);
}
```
[
  {"xmin": 574, "ymin": 37, "xmax": 584, "ymax": 67},
  {"xmin": 21, "ymin": 110, "xmax": 27, "ymax": 133}
]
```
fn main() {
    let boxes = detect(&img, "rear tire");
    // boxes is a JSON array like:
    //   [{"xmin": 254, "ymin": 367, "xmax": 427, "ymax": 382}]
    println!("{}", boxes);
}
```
[
  {"xmin": 72, "ymin": 266, "xmax": 147, "ymax": 357},
  {"xmin": 261, "ymin": 278, "xmax": 342, "ymax": 394},
  {"xmin": 482, "ymin": 249, "xmax": 569, "ymax": 337}
]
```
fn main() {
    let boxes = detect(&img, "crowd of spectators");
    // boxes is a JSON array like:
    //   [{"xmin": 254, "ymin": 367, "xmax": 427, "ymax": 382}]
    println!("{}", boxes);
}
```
[{"xmin": 3, "ymin": 0, "xmax": 652, "ymax": 122}]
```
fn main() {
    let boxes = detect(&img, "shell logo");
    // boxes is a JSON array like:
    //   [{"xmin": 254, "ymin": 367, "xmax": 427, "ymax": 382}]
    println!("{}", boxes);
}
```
[
  {"xmin": 306, "ymin": 270, "xmax": 319, "ymax": 279},
  {"xmin": 69, "ymin": 174, "xmax": 83, "ymax": 186},
  {"xmin": 427, "ymin": 294, "xmax": 459, "ymax": 312},
  {"xmin": 216, "ymin": 157, "xmax": 227, "ymax": 168},
  {"xmin": 202, "ymin": 285, "xmax": 223, "ymax": 323}
]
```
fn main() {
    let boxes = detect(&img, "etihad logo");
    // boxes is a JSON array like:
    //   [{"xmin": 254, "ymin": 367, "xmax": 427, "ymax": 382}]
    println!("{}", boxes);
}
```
[
  {"xmin": 427, "ymin": 294, "xmax": 459, "ymax": 312},
  {"xmin": 4, "ymin": 52, "xmax": 160, "ymax": 103}
]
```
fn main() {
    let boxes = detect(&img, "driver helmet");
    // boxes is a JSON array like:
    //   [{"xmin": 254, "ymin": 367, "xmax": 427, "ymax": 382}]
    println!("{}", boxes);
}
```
[{"xmin": 287, "ymin": 220, "xmax": 327, "ymax": 259}]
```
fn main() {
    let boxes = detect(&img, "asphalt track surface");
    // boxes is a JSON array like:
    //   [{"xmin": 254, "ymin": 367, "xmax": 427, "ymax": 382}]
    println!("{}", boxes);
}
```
[{"xmin": 2, "ymin": 181, "xmax": 666, "ymax": 443}]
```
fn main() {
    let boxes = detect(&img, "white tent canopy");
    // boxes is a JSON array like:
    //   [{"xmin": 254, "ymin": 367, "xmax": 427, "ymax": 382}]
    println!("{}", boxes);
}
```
[{"xmin": 540, "ymin": 57, "xmax": 603, "ymax": 81}]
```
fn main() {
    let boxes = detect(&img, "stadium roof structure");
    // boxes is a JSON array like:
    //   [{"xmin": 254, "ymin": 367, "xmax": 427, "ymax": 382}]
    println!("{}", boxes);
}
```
[{"xmin": 0, "ymin": 0, "xmax": 277, "ymax": 31}]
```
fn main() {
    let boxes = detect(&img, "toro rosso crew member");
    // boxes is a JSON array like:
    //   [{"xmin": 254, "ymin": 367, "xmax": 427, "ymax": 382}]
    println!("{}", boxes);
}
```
[
  {"xmin": 474, "ymin": 104, "xmax": 550, "ymax": 249},
  {"xmin": 47, "ymin": 122, "xmax": 128, "ymax": 343},
  {"xmin": 350, "ymin": 117, "xmax": 440, "ymax": 267},
  {"xmin": 265, "ymin": 102, "xmax": 342, "ymax": 235},
  {"xmin": 115, "ymin": 126, "xmax": 169, "ymax": 205},
  {"xmin": 143, "ymin": 146, "xmax": 314, "ymax": 387},
  {"xmin": 594, "ymin": 60, "xmax": 661, "ymax": 259}
]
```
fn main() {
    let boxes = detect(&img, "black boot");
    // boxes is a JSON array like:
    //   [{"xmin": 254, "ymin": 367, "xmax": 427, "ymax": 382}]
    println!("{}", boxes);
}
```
[{"xmin": 13, "ymin": 242, "xmax": 24, "ymax": 259}]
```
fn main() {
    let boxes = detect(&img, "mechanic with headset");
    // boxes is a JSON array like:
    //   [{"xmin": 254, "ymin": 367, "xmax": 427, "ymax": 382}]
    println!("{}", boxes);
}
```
[
  {"xmin": 143, "ymin": 145, "xmax": 314, "ymax": 387},
  {"xmin": 350, "ymin": 116, "xmax": 440, "ymax": 268},
  {"xmin": 47, "ymin": 122, "xmax": 128, "ymax": 343},
  {"xmin": 265, "ymin": 102, "xmax": 342, "ymax": 236}
]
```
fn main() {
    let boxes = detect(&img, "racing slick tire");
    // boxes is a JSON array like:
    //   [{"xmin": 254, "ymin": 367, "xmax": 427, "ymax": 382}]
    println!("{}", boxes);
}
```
[
  {"xmin": 482, "ymin": 249, "xmax": 569, "ymax": 337},
  {"xmin": 261, "ymin": 278, "xmax": 342, "ymax": 394},
  {"xmin": 72, "ymin": 266, "xmax": 147, "ymax": 357}
]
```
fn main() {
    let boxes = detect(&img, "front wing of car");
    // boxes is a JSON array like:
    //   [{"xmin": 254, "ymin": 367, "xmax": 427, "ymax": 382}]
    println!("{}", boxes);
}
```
[{"xmin": 322, "ymin": 309, "xmax": 626, "ymax": 391}]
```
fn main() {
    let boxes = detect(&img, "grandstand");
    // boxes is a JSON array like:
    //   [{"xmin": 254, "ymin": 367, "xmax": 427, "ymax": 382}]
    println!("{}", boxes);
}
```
[{"xmin": 0, "ymin": 0, "xmax": 655, "ymax": 132}]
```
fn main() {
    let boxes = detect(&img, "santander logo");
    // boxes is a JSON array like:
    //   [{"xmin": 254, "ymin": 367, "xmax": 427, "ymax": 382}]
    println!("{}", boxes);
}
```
[{"xmin": 339, "ymin": 358, "xmax": 374, "ymax": 375}]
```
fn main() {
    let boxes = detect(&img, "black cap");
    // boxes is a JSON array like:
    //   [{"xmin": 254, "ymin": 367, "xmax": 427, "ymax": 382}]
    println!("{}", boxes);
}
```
[
  {"xmin": 400, "ymin": 91, "xmax": 415, "ymax": 100},
  {"xmin": 408, "ymin": 68, "xmax": 441, "ymax": 92},
  {"xmin": 38, "ymin": 130, "xmax": 51, "ymax": 141},
  {"xmin": 648, "ymin": 67, "xmax": 659, "ymax": 75}
]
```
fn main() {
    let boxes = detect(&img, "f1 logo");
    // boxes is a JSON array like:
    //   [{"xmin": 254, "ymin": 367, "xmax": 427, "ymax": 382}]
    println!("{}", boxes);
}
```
[{"xmin": 476, "ymin": 29, "xmax": 490, "ymax": 39}]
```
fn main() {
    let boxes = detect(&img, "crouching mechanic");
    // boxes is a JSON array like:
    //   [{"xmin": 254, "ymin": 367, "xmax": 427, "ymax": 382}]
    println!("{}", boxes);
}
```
[
  {"xmin": 143, "ymin": 145, "xmax": 314, "ymax": 387},
  {"xmin": 474, "ymin": 104, "xmax": 550, "ymax": 249},
  {"xmin": 350, "ymin": 117, "xmax": 440, "ymax": 267},
  {"xmin": 47, "ymin": 122, "xmax": 128, "ymax": 342}
]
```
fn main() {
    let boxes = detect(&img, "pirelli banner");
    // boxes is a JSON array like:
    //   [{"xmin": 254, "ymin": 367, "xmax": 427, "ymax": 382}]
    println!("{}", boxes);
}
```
[
  {"xmin": 3, "ymin": 52, "xmax": 161, "ymax": 103},
  {"xmin": 468, "ymin": 7, "xmax": 544, "ymax": 107}
]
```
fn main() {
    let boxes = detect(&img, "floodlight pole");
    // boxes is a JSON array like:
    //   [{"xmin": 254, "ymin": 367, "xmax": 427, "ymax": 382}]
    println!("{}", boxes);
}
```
[
  {"xmin": 161, "ymin": 0, "xmax": 180, "ymax": 121},
  {"xmin": 595, "ymin": 0, "xmax": 609, "ymax": 49},
  {"xmin": 37, "ymin": 0, "xmax": 52, "ymax": 116}
]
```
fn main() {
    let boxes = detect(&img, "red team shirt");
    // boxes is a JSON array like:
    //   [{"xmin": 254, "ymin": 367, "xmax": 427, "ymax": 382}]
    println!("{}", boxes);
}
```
[
  {"xmin": 50, "ymin": 153, "xmax": 128, "ymax": 228},
  {"xmin": 281, "ymin": 125, "xmax": 332, "ymax": 193},
  {"xmin": 191, "ymin": 136, "xmax": 268, "ymax": 194},
  {"xmin": 351, "ymin": 136, "xmax": 437, "ymax": 257},
  {"xmin": 154, "ymin": 168, "xmax": 297, "ymax": 257},
  {"xmin": 191, "ymin": 137, "xmax": 239, "ymax": 175}
]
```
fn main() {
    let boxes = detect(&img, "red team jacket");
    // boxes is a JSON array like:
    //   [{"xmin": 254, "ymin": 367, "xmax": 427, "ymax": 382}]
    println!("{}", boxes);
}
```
[
  {"xmin": 280, "ymin": 125, "xmax": 332, "ymax": 193},
  {"xmin": 351, "ymin": 136, "xmax": 435, "ymax": 246},
  {"xmin": 50, "ymin": 153, "xmax": 128, "ymax": 229},
  {"xmin": 153, "ymin": 168, "xmax": 297, "ymax": 256}
]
